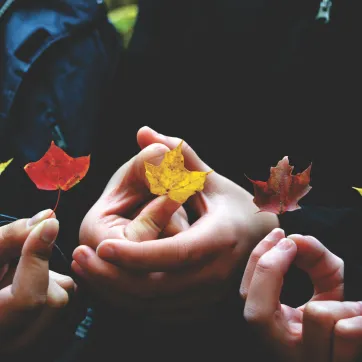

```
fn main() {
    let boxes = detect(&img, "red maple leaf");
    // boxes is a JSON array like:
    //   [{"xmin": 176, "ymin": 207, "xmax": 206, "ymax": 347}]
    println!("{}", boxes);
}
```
[
  {"xmin": 247, "ymin": 156, "xmax": 312, "ymax": 215},
  {"xmin": 24, "ymin": 141, "xmax": 90, "ymax": 213}
]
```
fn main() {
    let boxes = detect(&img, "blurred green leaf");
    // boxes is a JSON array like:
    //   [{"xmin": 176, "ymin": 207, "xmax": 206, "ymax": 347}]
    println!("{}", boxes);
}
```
[{"xmin": 108, "ymin": 5, "xmax": 138, "ymax": 47}]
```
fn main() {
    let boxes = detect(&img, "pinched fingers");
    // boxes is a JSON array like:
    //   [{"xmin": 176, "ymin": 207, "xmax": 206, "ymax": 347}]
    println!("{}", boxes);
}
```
[
  {"xmin": 136, "ymin": 126, "xmax": 218, "ymax": 198},
  {"xmin": 11, "ymin": 218, "xmax": 58, "ymax": 306},
  {"xmin": 288, "ymin": 234, "xmax": 344, "ymax": 301},
  {"xmin": 102, "ymin": 143, "xmax": 171, "ymax": 199},
  {"xmin": 243, "ymin": 238, "xmax": 297, "ymax": 329},
  {"xmin": 0, "ymin": 209, "xmax": 54, "ymax": 266},
  {"xmin": 0, "ymin": 218, "xmax": 61, "ymax": 348},
  {"xmin": 137, "ymin": 126, "xmax": 211, "ymax": 174},
  {"xmin": 240, "ymin": 228, "xmax": 285, "ymax": 300}
]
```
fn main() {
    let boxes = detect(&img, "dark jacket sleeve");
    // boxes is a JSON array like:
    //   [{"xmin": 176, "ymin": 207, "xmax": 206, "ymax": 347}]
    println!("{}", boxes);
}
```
[{"xmin": 279, "ymin": 206, "xmax": 362, "ymax": 302}]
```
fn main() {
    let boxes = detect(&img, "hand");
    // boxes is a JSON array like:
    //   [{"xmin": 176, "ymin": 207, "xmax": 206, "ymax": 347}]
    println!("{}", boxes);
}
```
[
  {"xmin": 73, "ymin": 143, "xmax": 190, "ymax": 313},
  {"xmin": 241, "ymin": 229, "xmax": 362, "ymax": 362},
  {"xmin": 73, "ymin": 127, "xmax": 278, "ymax": 321},
  {"xmin": 0, "ymin": 210, "xmax": 78, "ymax": 356}
]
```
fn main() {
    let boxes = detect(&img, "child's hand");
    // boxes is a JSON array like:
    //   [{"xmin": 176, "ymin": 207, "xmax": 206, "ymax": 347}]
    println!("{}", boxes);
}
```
[
  {"xmin": 0, "ymin": 212, "xmax": 77, "ymax": 356},
  {"xmin": 241, "ymin": 230, "xmax": 362, "ymax": 362}
]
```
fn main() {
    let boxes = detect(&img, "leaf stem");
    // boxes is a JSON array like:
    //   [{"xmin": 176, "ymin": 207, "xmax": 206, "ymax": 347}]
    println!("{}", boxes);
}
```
[{"xmin": 50, "ymin": 188, "xmax": 61, "ymax": 218}]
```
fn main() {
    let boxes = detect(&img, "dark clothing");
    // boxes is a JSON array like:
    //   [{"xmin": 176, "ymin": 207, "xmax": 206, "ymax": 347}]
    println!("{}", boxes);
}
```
[
  {"xmin": 0, "ymin": 0, "xmax": 125, "ymax": 271},
  {"xmin": 88, "ymin": 0, "xmax": 362, "ymax": 361},
  {"xmin": 0, "ymin": 0, "xmax": 126, "ymax": 360},
  {"xmin": 1, "ymin": 0, "xmax": 362, "ymax": 361}
]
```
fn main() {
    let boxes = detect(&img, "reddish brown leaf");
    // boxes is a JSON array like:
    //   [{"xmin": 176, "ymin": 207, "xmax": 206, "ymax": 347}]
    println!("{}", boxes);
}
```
[
  {"xmin": 247, "ymin": 156, "xmax": 312, "ymax": 214},
  {"xmin": 24, "ymin": 141, "xmax": 90, "ymax": 191}
]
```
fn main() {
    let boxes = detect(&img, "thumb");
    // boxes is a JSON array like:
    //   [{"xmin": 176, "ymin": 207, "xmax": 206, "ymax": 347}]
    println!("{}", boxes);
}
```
[
  {"xmin": 103, "ymin": 143, "xmax": 171, "ymax": 198},
  {"xmin": 12, "ymin": 218, "xmax": 59, "ymax": 303},
  {"xmin": 105, "ymin": 196, "xmax": 181, "ymax": 247}
]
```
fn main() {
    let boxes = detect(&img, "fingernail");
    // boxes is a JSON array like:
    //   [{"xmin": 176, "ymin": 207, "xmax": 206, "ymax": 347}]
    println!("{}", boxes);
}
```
[
  {"xmin": 97, "ymin": 244, "xmax": 114, "ymax": 259},
  {"xmin": 27, "ymin": 209, "xmax": 52, "ymax": 227},
  {"xmin": 276, "ymin": 238, "xmax": 294, "ymax": 250},
  {"xmin": 36, "ymin": 219, "xmax": 59, "ymax": 244},
  {"xmin": 266, "ymin": 228, "xmax": 284, "ymax": 242}
]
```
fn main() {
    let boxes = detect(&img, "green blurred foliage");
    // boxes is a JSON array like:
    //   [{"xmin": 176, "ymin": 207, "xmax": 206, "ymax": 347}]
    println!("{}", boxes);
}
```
[{"xmin": 105, "ymin": 0, "xmax": 138, "ymax": 47}]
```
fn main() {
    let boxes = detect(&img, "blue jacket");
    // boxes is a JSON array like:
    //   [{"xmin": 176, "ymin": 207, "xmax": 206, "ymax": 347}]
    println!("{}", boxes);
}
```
[{"xmin": 0, "ymin": 0, "xmax": 125, "ymax": 262}]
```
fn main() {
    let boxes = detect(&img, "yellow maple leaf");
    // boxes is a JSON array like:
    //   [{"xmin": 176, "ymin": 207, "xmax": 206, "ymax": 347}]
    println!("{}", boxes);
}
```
[
  {"xmin": 144, "ymin": 141, "xmax": 213, "ymax": 203},
  {"xmin": 352, "ymin": 187, "xmax": 362, "ymax": 196},
  {"xmin": 0, "ymin": 158, "xmax": 13, "ymax": 176}
]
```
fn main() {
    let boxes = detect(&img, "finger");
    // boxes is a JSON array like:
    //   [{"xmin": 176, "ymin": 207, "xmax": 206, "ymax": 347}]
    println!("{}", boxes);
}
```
[
  {"xmin": 288, "ymin": 235, "xmax": 344, "ymax": 299},
  {"xmin": 136, "ymin": 127, "xmax": 219, "ymax": 214},
  {"xmin": 161, "ymin": 207, "xmax": 190, "ymax": 237},
  {"xmin": 103, "ymin": 143, "xmax": 171, "ymax": 198},
  {"xmin": 45, "ymin": 278, "xmax": 71, "ymax": 308},
  {"xmin": 240, "ymin": 228, "xmax": 285, "ymax": 300},
  {"xmin": 72, "ymin": 246, "xmax": 233, "ymax": 316},
  {"xmin": 79, "ymin": 145, "xmax": 174, "ymax": 249},
  {"xmin": 11, "ymin": 218, "xmax": 59, "ymax": 305},
  {"xmin": 75, "ymin": 245, "xmax": 230, "ymax": 297},
  {"xmin": 0, "ymin": 209, "xmax": 54, "ymax": 265},
  {"xmin": 96, "ymin": 219, "xmax": 233, "ymax": 271},
  {"xmin": 243, "ymin": 238, "xmax": 297, "ymax": 328},
  {"xmin": 334, "ymin": 315, "xmax": 362, "ymax": 362},
  {"xmin": 303, "ymin": 301, "xmax": 362, "ymax": 362},
  {"xmin": 124, "ymin": 195, "xmax": 182, "ymax": 242},
  {"xmin": 137, "ymin": 126, "xmax": 211, "ymax": 173},
  {"xmin": 73, "ymin": 246, "xmax": 142, "ymax": 294},
  {"xmin": 49, "ymin": 270, "xmax": 75, "ymax": 292},
  {"xmin": 131, "ymin": 201, "xmax": 190, "ymax": 238}
]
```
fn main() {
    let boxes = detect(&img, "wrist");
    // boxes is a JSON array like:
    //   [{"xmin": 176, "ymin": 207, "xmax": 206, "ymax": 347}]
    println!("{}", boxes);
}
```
[{"xmin": 249, "ymin": 210, "xmax": 280, "ymax": 249}]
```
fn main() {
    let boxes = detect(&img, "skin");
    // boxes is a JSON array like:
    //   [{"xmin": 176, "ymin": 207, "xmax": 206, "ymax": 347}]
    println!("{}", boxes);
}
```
[
  {"xmin": 241, "ymin": 229, "xmax": 362, "ymax": 362},
  {"xmin": 0, "ymin": 210, "xmax": 80, "ymax": 355},
  {"xmin": 73, "ymin": 126, "xmax": 279, "ymax": 321}
]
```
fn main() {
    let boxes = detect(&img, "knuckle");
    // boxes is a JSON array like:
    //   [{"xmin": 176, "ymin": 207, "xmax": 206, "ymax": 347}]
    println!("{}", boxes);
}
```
[
  {"xmin": 248, "ymin": 252, "xmax": 263, "ymax": 268},
  {"xmin": 22, "ymin": 293, "xmax": 47, "ymax": 310},
  {"xmin": 243, "ymin": 305, "xmax": 269, "ymax": 326},
  {"xmin": 48, "ymin": 292, "xmax": 70, "ymax": 309},
  {"xmin": 141, "ymin": 215, "xmax": 162, "ymax": 234},
  {"xmin": 28, "ymin": 249, "xmax": 52, "ymax": 262},
  {"xmin": 304, "ymin": 301, "xmax": 333, "ymax": 322},
  {"xmin": 254, "ymin": 257, "xmax": 277, "ymax": 277}
]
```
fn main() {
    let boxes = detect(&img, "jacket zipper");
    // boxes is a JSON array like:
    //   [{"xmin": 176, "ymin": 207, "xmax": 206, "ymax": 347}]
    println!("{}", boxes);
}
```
[
  {"xmin": 0, "ymin": 0, "xmax": 15, "ymax": 19},
  {"xmin": 316, "ymin": 0, "xmax": 332, "ymax": 23}
]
